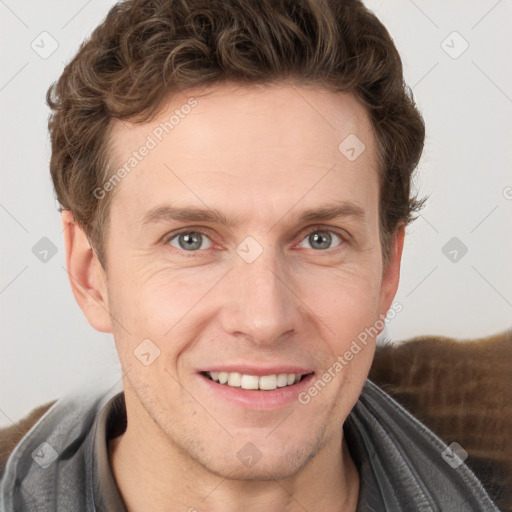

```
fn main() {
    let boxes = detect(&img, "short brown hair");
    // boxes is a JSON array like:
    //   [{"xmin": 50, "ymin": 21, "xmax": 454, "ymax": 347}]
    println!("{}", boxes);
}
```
[{"xmin": 47, "ymin": 0, "xmax": 426, "ymax": 269}]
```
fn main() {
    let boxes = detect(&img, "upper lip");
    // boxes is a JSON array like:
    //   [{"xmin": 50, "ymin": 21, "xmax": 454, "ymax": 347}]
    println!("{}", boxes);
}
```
[{"xmin": 199, "ymin": 365, "xmax": 314, "ymax": 376}]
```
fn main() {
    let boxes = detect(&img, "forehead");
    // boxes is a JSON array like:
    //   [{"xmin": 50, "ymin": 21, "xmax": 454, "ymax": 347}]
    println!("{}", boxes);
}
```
[{"xmin": 106, "ymin": 83, "xmax": 379, "ymax": 226}]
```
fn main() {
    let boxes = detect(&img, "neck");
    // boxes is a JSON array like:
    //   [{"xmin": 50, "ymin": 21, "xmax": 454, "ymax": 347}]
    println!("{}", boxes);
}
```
[{"xmin": 109, "ymin": 415, "xmax": 359, "ymax": 512}]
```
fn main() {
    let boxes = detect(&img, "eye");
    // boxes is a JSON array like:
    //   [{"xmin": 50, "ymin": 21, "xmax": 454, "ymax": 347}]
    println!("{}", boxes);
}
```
[
  {"xmin": 299, "ymin": 229, "xmax": 343, "ymax": 251},
  {"xmin": 168, "ymin": 231, "xmax": 212, "ymax": 251}
]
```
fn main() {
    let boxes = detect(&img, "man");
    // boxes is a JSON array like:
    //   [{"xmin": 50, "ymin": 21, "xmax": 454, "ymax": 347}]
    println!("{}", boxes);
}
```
[{"xmin": 0, "ymin": 0, "xmax": 500, "ymax": 510}]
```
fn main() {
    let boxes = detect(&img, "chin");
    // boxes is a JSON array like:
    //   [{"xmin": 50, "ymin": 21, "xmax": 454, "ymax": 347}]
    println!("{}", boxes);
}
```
[
  {"xmin": 189, "ymin": 436, "xmax": 321, "ymax": 482},
  {"xmin": 210, "ymin": 456, "xmax": 310, "ymax": 482}
]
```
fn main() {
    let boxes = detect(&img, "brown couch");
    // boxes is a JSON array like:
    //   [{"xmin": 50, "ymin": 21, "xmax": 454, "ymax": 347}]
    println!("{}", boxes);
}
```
[{"xmin": 369, "ymin": 330, "xmax": 512, "ymax": 512}]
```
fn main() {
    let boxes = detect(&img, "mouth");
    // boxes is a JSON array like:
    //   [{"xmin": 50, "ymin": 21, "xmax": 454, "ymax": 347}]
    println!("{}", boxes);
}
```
[{"xmin": 200, "ymin": 371, "xmax": 314, "ymax": 391}]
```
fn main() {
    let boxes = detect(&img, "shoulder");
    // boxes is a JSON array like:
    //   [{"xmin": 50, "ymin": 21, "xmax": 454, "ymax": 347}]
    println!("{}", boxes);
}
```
[
  {"xmin": 0, "ymin": 384, "xmax": 123, "ymax": 511},
  {"xmin": 348, "ymin": 379, "xmax": 501, "ymax": 510}
]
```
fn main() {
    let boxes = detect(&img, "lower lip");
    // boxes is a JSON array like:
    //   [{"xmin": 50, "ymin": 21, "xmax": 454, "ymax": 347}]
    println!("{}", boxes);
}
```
[{"xmin": 197, "ymin": 372, "xmax": 315, "ymax": 410}]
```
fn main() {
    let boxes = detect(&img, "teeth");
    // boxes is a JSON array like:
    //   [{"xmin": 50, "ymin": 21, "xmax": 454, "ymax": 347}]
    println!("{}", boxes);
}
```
[
  {"xmin": 206, "ymin": 371, "xmax": 306, "ymax": 390},
  {"xmin": 259, "ymin": 375, "xmax": 277, "ymax": 390},
  {"xmin": 276, "ymin": 374, "xmax": 289, "ymax": 387},
  {"xmin": 227, "ymin": 372, "xmax": 241, "ymax": 387},
  {"xmin": 240, "ymin": 374, "xmax": 259, "ymax": 389}
]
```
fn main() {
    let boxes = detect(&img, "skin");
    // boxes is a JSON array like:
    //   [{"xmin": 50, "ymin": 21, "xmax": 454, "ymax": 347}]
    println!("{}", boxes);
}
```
[{"xmin": 63, "ymin": 82, "xmax": 405, "ymax": 512}]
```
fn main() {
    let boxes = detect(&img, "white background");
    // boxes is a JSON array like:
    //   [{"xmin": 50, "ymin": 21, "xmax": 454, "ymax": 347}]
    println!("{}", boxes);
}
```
[{"xmin": 1, "ymin": 0, "xmax": 511, "ymax": 427}]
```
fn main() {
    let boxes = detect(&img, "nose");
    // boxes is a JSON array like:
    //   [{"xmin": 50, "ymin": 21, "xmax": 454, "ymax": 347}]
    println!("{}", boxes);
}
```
[{"xmin": 219, "ymin": 247, "xmax": 301, "ymax": 346}]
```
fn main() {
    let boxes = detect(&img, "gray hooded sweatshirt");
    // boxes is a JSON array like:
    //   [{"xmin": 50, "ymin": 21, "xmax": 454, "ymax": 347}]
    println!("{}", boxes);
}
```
[{"xmin": 0, "ymin": 380, "xmax": 500, "ymax": 511}]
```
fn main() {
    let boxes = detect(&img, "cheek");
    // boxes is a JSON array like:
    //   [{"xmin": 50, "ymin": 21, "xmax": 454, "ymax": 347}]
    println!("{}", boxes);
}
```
[
  {"xmin": 295, "ymin": 269, "xmax": 380, "ymax": 416},
  {"xmin": 108, "ymin": 262, "xmax": 226, "ymax": 342},
  {"xmin": 295, "ymin": 262, "xmax": 382, "ymax": 333},
  {"xmin": 294, "ymin": 263, "xmax": 382, "ymax": 392}
]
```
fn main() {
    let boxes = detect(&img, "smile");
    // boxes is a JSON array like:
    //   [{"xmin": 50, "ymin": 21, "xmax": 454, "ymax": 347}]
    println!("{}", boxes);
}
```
[{"xmin": 202, "ymin": 371, "xmax": 310, "ymax": 390}]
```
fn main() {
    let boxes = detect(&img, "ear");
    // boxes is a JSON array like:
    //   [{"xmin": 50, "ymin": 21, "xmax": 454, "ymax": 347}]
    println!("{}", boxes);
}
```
[
  {"xmin": 377, "ymin": 225, "xmax": 405, "ymax": 323},
  {"xmin": 61, "ymin": 210, "xmax": 113, "ymax": 333}
]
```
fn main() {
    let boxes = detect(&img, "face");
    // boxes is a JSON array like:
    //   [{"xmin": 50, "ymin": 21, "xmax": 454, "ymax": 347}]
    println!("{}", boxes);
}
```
[{"xmin": 81, "ymin": 83, "xmax": 403, "ymax": 480}]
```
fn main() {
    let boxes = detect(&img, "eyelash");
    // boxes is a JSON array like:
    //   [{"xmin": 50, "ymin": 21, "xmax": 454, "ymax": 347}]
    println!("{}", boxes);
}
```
[{"xmin": 162, "ymin": 225, "xmax": 349, "ymax": 255}]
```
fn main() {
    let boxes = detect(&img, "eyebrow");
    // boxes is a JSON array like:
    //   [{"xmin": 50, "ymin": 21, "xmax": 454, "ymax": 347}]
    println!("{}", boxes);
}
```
[
  {"xmin": 140, "ymin": 205, "xmax": 230, "ymax": 227},
  {"xmin": 297, "ymin": 202, "xmax": 366, "ymax": 224},
  {"xmin": 140, "ymin": 201, "xmax": 366, "ymax": 228}
]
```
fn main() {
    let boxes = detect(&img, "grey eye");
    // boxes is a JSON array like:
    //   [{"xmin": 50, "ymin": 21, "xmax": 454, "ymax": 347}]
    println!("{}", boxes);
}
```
[
  {"xmin": 299, "ymin": 230, "xmax": 342, "ymax": 250},
  {"xmin": 169, "ymin": 232, "xmax": 212, "ymax": 251}
]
